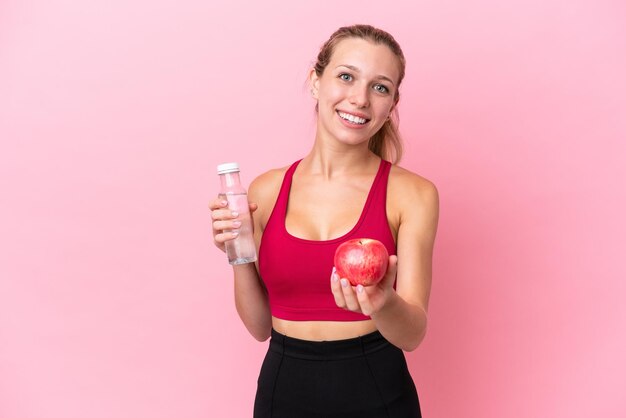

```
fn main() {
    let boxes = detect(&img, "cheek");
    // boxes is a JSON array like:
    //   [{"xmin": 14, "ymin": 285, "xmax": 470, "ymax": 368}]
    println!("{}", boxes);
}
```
[
  {"xmin": 319, "ymin": 86, "xmax": 342, "ymax": 104},
  {"xmin": 374, "ymin": 100, "xmax": 395, "ymax": 117}
]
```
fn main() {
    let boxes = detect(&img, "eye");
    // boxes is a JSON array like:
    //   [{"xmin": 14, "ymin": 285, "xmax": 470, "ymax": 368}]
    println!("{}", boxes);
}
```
[
  {"xmin": 339, "ymin": 73, "xmax": 353, "ymax": 82},
  {"xmin": 373, "ymin": 84, "xmax": 389, "ymax": 94}
]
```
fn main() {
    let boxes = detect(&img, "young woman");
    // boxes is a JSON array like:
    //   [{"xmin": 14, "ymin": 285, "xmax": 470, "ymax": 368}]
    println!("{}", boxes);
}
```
[{"xmin": 210, "ymin": 24, "xmax": 439, "ymax": 418}]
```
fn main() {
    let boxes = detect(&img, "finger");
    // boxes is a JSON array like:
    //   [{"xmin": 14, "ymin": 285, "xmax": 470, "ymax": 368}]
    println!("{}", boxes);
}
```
[
  {"xmin": 330, "ymin": 267, "xmax": 347, "ymax": 309},
  {"xmin": 212, "ymin": 219, "xmax": 242, "ymax": 231},
  {"xmin": 380, "ymin": 255, "xmax": 398, "ymax": 288},
  {"xmin": 209, "ymin": 198, "xmax": 229, "ymax": 210},
  {"xmin": 211, "ymin": 209, "xmax": 240, "ymax": 221},
  {"xmin": 214, "ymin": 231, "xmax": 239, "ymax": 244},
  {"xmin": 355, "ymin": 285, "xmax": 374, "ymax": 316},
  {"xmin": 340, "ymin": 279, "xmax": 361, "ymax": 312}
]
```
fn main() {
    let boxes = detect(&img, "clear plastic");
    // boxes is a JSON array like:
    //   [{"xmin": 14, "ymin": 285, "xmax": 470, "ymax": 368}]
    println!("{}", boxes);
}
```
[{"xmin": 217, "ymin": 164, "xmax": 257, "ymax": 265}]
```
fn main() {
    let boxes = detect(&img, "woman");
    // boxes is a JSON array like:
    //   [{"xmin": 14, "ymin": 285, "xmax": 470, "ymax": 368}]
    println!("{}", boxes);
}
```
[{"xmin": 210, "ymin": 24, "xmax": 439, "ymax": 418}]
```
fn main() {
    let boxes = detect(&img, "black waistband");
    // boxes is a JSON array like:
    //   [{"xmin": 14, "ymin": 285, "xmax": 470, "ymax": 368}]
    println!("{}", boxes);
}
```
[{"xmin": 269, "ymin": 328, "xmax": 391, "ymax": 360}]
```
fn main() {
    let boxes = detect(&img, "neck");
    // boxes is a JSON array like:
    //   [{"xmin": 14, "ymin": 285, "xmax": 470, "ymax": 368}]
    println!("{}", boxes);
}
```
[{"xmin": 299, "ymin": 139, "xmax": 381, "ymax": 180}]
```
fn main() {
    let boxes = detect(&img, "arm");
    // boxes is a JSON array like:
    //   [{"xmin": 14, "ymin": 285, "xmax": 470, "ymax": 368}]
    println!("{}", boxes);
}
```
[
  {"xmin": 232, "ymin": 262, "xmax": 272, "ymax": 342},
  {"xmin": 331, "ymin": 173, "xmax": 439, "ymax": 351},
  {"xmin": 210, "ymin": 173, "xmax": 278, "ymax": 342},
  {"xmin": 374, "ymin": 177, "xmax": 439, "ymax": 351}
]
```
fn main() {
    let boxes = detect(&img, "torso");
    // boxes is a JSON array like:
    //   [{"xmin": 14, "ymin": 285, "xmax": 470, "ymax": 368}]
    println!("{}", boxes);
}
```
[{"xmin": 253, "ymin": 156, "xmax": 403, "ymax": 341}]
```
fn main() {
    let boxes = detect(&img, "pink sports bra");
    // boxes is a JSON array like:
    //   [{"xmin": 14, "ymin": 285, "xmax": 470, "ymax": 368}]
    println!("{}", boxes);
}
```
[{"xmin": 258, "ymin": 158, "xmax": 396, "ymax": 321}]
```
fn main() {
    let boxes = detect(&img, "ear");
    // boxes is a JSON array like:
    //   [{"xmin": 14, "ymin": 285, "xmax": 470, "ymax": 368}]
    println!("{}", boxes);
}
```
[
  {"xmin": 388, "ymin": 96, "xmax": 399, "ymax": 118},
  {"xmin": 394, "ymin": 92, "xmax": 401, "ymax": 108},
  {"xmin": 308, "ymin": 68, "xmax": 320, "ymax": 99}
]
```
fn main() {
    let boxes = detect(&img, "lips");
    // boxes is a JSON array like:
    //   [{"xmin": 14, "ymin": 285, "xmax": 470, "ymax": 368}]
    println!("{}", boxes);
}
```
[{"xmin": 337, "ymin": 110, "xmax": 370, "ymax": 125}]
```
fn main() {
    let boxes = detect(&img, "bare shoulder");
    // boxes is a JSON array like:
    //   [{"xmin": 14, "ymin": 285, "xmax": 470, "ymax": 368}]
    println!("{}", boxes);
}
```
[
  {"xmin": 248, "ymin": 165, "xmax": 290, "ymax": 227},
  {"xmin": 388, "ymin": 164, "xmax": 439, "ymax": 212},
  {"xmin": 249, "ymin": 166, "xmax": 288, "ymax": 198}
]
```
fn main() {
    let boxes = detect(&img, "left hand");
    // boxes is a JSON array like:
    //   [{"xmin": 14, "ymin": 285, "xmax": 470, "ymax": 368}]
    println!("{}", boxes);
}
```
[{"xmin": 330, "ymin": 255, "xmax": 398, "ymax": 316}]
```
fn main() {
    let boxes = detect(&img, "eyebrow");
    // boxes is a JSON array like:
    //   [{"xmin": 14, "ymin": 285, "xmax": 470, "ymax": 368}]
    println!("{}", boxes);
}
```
[{"xmin": 336, "ymin": 64, "xmax": 396, "ymax": 86}]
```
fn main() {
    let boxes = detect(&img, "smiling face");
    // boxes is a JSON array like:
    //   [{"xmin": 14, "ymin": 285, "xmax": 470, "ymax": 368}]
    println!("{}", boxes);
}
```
[{"xmin": 310, "ymin": 37, "xmax": 401, "ymax": 149}]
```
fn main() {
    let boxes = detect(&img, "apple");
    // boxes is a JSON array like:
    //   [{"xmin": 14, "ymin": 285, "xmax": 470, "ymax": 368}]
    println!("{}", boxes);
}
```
[{"xmin": 334, "ymin": 238, "xmax": 389, "ymax": 286}]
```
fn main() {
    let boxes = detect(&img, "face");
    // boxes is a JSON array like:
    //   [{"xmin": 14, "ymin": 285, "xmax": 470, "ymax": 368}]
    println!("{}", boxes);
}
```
[{"xmin": 310, "ymin": 37, "xmax": 401, "ymax": 148}]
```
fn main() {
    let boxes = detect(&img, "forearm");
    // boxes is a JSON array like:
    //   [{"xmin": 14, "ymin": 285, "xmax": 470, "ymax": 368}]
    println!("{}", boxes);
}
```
[
  {"xmin": 371, "ymin": 292, "xmax": 428, "ymax": 352},
  {"xmin": 233, "ymin": 263, "xmax": 272, "ymax": 341}
]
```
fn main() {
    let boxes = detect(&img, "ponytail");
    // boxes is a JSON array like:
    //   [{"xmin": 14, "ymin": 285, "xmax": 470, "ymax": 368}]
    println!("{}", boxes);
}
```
[{"xmin": 368, "ymin": 111, "xmax": 403, "ymax": 164}]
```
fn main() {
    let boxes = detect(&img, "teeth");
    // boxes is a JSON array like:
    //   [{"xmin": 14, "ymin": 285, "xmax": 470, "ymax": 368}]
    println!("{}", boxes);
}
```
[{"xmin": 338, "ymin": 111, "xmax": 367, "ymax": 124}]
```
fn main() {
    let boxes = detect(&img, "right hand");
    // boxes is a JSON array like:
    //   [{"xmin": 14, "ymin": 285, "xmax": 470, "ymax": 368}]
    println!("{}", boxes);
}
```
[{"xmin": 209, "ymin": 198, "xmax": 258, "ymax": 253}]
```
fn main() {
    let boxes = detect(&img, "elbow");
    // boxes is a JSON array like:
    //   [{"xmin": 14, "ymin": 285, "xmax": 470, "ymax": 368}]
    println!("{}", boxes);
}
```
[
  {"xmin": 404, "ymin": 321, "xmax": 428, "ymax": 352},
  {"xmin": 401, "ymin": 336, "xmax": 421, "ymax": 352},
  {"xmin": 252, "ymin": 330, "xmax": 271, "ymax": 342},
  {"xmin": 249, "ymin": 323, "xmax": 272, "ymax": 342},
  {"xmin": 403, "ymin": 339, "xmax": 422, "ymax": 352},
  {"xmin": 403, "ymin": 336, "xmax": 424, "ymax": 352}
]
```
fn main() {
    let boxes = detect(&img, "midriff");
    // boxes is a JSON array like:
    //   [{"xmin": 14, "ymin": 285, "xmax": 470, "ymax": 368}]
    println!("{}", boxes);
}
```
[{"xmin": 272, "ymin": 317, "xmax": 378, "ymax": 341}]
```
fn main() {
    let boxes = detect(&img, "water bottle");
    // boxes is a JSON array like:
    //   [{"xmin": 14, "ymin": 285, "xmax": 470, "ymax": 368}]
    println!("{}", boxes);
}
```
[{"xmin": 217, "ymin": 162, "xmax": 257, "ymax": 265}]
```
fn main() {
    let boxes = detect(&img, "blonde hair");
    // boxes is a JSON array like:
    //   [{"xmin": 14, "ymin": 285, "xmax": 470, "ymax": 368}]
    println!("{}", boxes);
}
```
[{"xmin": 314, "ymin": 24, "xmax": 405, "ymax": 163}]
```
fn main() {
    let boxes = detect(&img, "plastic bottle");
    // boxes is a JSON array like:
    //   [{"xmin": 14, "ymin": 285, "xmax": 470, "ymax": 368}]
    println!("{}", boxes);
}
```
[{"xmin": 217, "ymin": 162, "xmax": 257, "ymax": 265}]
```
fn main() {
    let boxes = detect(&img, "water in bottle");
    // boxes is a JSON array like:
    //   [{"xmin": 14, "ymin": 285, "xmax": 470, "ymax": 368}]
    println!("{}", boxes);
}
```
[{"xmin": 217, "ymin": 162, "xmax": 257, "ymax": 265}]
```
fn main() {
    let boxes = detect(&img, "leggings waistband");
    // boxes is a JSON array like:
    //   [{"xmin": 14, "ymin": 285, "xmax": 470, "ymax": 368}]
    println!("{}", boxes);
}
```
[{"xmin": 269, "ymin": 328, "xmax": 391, "ymax": 361}]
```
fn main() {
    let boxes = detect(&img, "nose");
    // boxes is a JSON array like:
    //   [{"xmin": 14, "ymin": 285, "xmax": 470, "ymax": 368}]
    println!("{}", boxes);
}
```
[{"xmin": 349, "ymin": 84, "xmax": 370, "ymax": 108}]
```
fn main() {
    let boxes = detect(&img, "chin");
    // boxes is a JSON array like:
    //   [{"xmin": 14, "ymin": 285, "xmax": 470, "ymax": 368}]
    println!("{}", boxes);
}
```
[{"xmin": 334, "ymin": 134, "xmax": 371, "ymax": 147}]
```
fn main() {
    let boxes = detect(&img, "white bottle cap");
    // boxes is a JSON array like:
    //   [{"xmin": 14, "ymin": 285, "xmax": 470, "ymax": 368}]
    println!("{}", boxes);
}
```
[{"xmin": 217, "ymin": 162, "xmax": 240, "ymax": 174}]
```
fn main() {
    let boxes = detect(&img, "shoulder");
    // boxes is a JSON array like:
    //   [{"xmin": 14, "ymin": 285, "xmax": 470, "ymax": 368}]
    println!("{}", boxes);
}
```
[
  {"xmin": 249, "ymin": 166, "xmax": 288, "ymax": 199},
  {"xmin": 387, "ymin": 165, "xmax": 439, "ymax": 229},
  {"xmin": 388, "ymin": 164, "xmax": 439, "ymax": 213},
  {"xmin": 248, "ymin": 164, "xmax": 291, "ymax": 226}
]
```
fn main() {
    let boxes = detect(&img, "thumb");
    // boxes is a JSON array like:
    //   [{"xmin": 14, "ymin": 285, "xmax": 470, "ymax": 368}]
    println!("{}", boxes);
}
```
[{"xmin": 380, "ymin": 255, "xmax": 398, "ymax": 288}]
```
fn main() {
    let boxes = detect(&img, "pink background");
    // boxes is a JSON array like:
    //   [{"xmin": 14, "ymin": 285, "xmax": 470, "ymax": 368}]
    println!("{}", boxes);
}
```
[{"xmin": 1, "ymin": 0, "xmax": 625, "ymax": 417}]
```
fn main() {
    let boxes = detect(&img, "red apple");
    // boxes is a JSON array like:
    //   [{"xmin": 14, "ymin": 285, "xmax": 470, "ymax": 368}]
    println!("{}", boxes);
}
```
[{"xmin": 334, "ymin": 238, "xmax": 389, "ymax": 286}]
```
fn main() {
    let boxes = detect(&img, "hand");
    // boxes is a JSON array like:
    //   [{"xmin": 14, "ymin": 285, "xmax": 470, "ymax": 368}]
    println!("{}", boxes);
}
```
[
  {"xmin": 209, "ymin": 198, "xmax": 258, "ymax": 253},
  {"xmin": 330, "ymin": 255, "xmax": 398, "ymax": 316}
]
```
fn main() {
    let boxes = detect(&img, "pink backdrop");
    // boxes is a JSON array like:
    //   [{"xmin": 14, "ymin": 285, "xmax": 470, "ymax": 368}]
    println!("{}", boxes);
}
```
[{"xmin": 1, "ymin": 0, "xmax": 625, "ymax": 417}]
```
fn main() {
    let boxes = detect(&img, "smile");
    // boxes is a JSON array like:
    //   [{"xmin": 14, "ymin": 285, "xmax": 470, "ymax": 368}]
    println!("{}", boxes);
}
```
[{"xmin": 337, "ymin": 111, "xmax": 369, "ymax": 125}]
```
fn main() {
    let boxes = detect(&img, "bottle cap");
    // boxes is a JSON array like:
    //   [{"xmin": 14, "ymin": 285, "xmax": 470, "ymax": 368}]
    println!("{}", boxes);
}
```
[{"xmin": 217, "ymin": 162, "xmax": 240, "ymax": 174}]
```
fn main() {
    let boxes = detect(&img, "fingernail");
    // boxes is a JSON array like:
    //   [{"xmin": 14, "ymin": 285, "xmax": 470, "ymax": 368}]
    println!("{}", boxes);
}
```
[
  {"xmin": 357, "ymin": 285, "xmax": 364, "ymax": 294},
  {"xmin": 232, "ymin": 221, "xmax": 242, "ymax": 227},
  {"xmin": 220, "ymin": 200, "xmax": 228, "ymax": 206},
  {"xmin": 340, "ymin": 279, "xmax": 348, "ymax": 288},
  {"xmin": 332, "ymin": 272, "xmax": 339, "ymax": 282},
  {"xmin": 231, "ymin": 211, "xmax": 239, "ymax": 217},
  {"xmin": 232, "ymin": 231, "xmax": 239, "ymax": 236}
]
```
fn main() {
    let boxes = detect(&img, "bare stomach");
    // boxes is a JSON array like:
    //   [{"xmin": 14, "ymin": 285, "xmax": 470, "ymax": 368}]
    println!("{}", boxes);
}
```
[{"xmin": 271, "ymin": 317, "xmax": 378, "ymax": 341}]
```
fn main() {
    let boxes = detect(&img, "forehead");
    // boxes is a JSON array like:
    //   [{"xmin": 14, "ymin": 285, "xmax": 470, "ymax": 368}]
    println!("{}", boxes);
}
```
[{"xmin": 328, "ymin": 37, "xmax": 401, "ymax": 84}]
